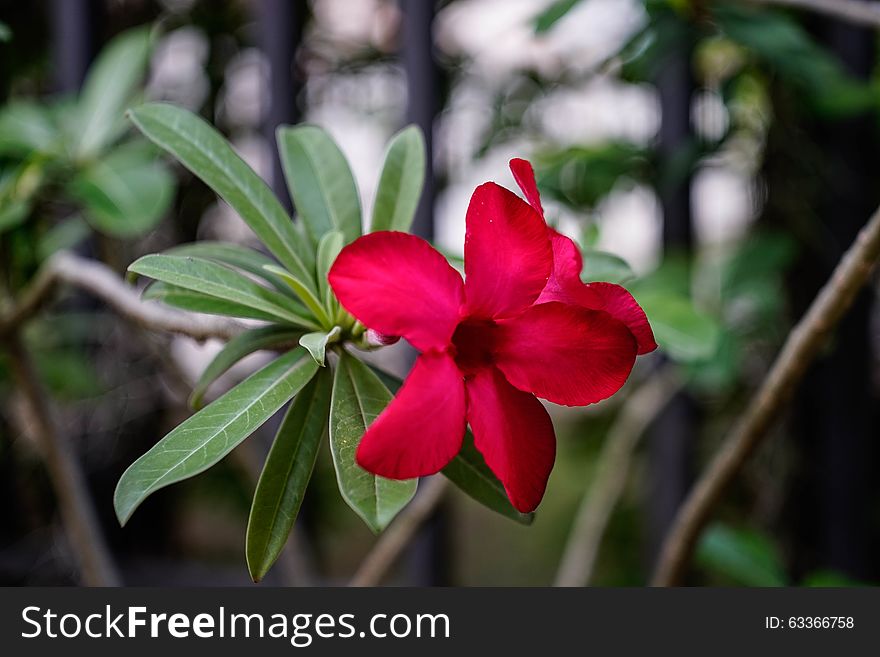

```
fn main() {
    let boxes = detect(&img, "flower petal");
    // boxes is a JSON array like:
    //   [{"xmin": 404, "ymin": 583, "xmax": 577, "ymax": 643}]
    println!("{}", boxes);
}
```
[
  {"xmin": 575, "ymin": 282, "xmax": 658, "ymax": 355},
  {"xmin": 329, "ymin": 231, "xmax": 464, "ymax": 352},
  {"xmin": 509, "ymin": 158, "xmax": 544, "ymax": 216},
  {"xmin": 538, "ymin": 231, "xmax": 657, "ymax": 355},
  {"xmin": 493, "ymin": 301, "xmax": 637, "ymax": 406},
  {"xmin": 356, "ymin": 351, "xmax": 466, "ymax": 479},
  {"xmin": 466, "ymin": 365, "xmax": 555, "ymax": 513},
  {"xmin": 536, "ymin": 229, "xmax": 583, "ymax": 304},
  {"xmin": 464, "ymin": 182, "xmax": 552, "ymax": 319}
]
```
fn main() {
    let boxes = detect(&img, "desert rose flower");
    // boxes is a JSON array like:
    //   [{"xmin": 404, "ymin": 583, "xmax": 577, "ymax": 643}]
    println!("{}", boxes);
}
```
[{"xmin": 328, "ymin": 160, "xmax": 655, "ymax": 512}]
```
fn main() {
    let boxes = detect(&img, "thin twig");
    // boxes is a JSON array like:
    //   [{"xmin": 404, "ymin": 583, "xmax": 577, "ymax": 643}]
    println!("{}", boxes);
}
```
[
  {"xmin": 743, "ymin": 0, "xmax": 880, "ymax": 28},
  {"xmin": 652, "ymin": 204, "xmax": 880, "ymax": 586},
  {"xmin": 5, "ymin": 331, "xmax": 121, "ymax": 586},
  {"xmin": 0, "ymin": 251, "xmax": 245, "ymax": 341},
  {"xmin": 554, "ymin": 366, "xmax": 683, "ymax": 587},
  {"xmin": 349, "ymin": 476, "xmax": 449, "ymax": 586}
]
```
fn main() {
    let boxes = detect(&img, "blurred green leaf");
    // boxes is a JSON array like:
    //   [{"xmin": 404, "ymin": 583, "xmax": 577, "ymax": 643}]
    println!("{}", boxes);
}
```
[
  {"xmin": 801, "ymin": 570, "xmax": 870, "ymax": 587},
  {"xmin": 371, "ymin": 365, "xmax": 532, "ymax": 525},
  {"xmin": 0, "ymin": 199, "xmax": 29, "ymax": 233},
  {"xmin": 299, "ymin": 327, "xmax": 340, "ymax": 367},
  {"xmin": 115, "ymin": 348, "xmax": 319, "ymax": 525},
  {"xmin": 278, "ymin": 125, "xmax": 362, "ymax": 245},
  {"xmin": 69, "ymin": 143, "xmax": 174, "ymax": 237},
  {"xmin": 714, "ymin": 3, "xmax": 878, "ymax": 116},
  {"xmin": 129, "ymin": 103, "xmax": 316, "ymax": 287},
  {"xmin": 0, "ymin": 21, "xmax": 10, "ymax": 42},
  {"xmin": 635, "ymin": 291, "xmax": 720, "ymax": 363},
  {"xmin": 0, "ymin": 102, "xmax": 58, "ymax": 156},
  {"xmin": 369, "ymin": 125, "xmax": 425, "ymax": 233},
  {"xmin": 33, "ymin": 347, "xmax": 104, "ymax": 400},
  {"xmin": 580, "ymin": 250, "xmax": 636, "ymax": 284},
  {"xmin": 696, "ymin": 523, "xmax": 786, "ymax": 586},
  {"xmin": 36, "ymin": 217, "xmax": 90, "ymax": 260},
  {"xmin": 189, "ymin": 325, "xmax": 303, "ymax": 409},
  {"xmin": 329, "ymin": 353, "xmax": 417, "ymax": 532},
  {"xmin": 143, "ymin": 281, "xmax": 286, "ymax": 323},
  {"xmin": 130, "ymin": 254, "xmax": 319, "ymax": 329},
  {"xmin": 534, "ymin": 144, "xmax": 648, "ymax": 213},
  {"xmin": 533, "ymin": 0, "xmax": 581, "ymax": 34},
  {"xmin": 76, "ymin": 27, "xmax": 152, "ymax": 157},
  {"xmin": 246, "ymin": 367, "xmax": 332, "ymax": 582}
]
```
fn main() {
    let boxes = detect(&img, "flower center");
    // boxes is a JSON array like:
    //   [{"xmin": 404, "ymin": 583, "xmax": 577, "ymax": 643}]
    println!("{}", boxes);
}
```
[{"xmin": 451, "ymin": 318, "xmax": 497, "ymax": 375}]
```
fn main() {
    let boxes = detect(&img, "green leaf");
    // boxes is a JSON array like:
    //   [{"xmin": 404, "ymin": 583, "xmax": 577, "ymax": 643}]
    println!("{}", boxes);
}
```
[
  {"xmin": 368, "ymin": 364, "xmax": 532, "ymax": 525},
  {"xmin": 369, "ymin": 125, "xmax": 425, "ymax": 233},
  {"xmin": 277, "ymin": 125, "xmax": 362, "ymax": 245},
  {"xmin": 129, "ymin": 254, "xmax": 320, "ymax": 329},
  {"xmin": 316, "ymin": 230, "xmax": 343, "ymax": 310},
  {"xmin": 143, "ymin": 281, "xmax": 287, "ymax": 323},
  {"xmin": 442, "ymin": 434, "xmax": 534, "ymax": 525},
  {"xmin": 264, "ymin": 264, "xmax": 331, "ymax": 328},
  {"xmin": 329, "ymin": 353, "xmax": 416, "ymax": 532},
  {"xmin": 0, "ymin": 21, "xmax": 11, "ymax": 42},
  {"xmin": 189, "ymin": 325, "xmax": 303, "ymax": 409},
  {"xmin": 165, "ymin": 241, "xmax": 290, "ymax": 294},
  {"xmin": 0, "ymin": 102, "xmax": 58, "ymax": 156},
  {"xmin": 37, "ymin": 217, "xmax": 90, "ymax": 259},
  {"xmin": 534, "ymin": 0, "xmax": 581, "ymax": 33},
  {"xmin": 246, "ymin": 368, "xmax": 332, "ymax": 582},
  {"xmin": 299, "ymin": 326, "xmax": 341, "ymax": 367},
  {"xmin": 128, "ymin": 103, "xmax": 315, "ymax": 287},
  {"xmin": 114, "ymin": 348, "xmax": 319, "ymax": 525},
  {"xmin": 0, "ymin": 199, "xmax": 29, "ymax": 233},
  {"xmin": 76, "ymin": 27, "xmax": 152, "ymax": 157},
  {"xmin": 580, "ymin": 249, "xmax": 636, "ymax": 285},
  {"xmin": 634, "ymin": 291, "xmax": 720, "ymax": 363},
  {"xmin": 696, "ymin": 523, "xmax": 786, "ymax": 587},
  {"xmin": 69, "ymin": 143, "xmax": 175, "ymax": 237}
]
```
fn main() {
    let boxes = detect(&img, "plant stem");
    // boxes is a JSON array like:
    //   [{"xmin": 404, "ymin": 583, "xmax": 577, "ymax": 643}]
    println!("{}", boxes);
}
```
[
  {"xmin": 554, "ymin": 365, "xmax": 683, "ymax": 587},
  {"xmin": 652, "ymin": 203, "xmax": 880, "ymax": 586},
  {"xmin": 5, "ymin": 331, "xmax": 121, "ymax": 586},
  {"xmin": 0, "ymin": 251, "xmax": 245, "ymax": 341}
]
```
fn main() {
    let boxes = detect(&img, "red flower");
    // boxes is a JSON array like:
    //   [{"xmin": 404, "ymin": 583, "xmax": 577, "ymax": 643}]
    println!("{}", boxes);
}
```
[{"xmin": 328, "ymin": 159, "xmax": 656, "ymax": 512}]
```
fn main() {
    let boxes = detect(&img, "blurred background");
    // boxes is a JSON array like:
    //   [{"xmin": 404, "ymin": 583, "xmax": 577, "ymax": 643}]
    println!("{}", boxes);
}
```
[{"xmin": 0, "ymin": 0, "xmax": 878, "ymax": 586}]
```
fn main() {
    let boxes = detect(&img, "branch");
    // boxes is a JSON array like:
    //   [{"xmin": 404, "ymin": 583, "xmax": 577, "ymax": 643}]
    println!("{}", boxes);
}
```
[
  {"xmin": 349, "ymin": 476, "xmax": 448, "ymax": 586},
  {"xmin": 554, "ymin": 366, "xmax": 683, "ymax": 587},
  {"xmin": 652, "ymin": 203, "xmax": 880, "ymax": 586},
  {"xmin": 5, "ymin": 331, "xmax": 121, "ymax": 586},
  {"xmin": 0, "ymin": 251, "xmax": 245, "ymax": 341},
  {"xmin": 744, "ymin": 0, "xmax": 880, "ymax": 29}
]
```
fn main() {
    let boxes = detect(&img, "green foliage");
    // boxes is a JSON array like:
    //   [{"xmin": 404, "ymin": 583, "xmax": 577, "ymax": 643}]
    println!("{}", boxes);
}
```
[
  {"xmin": 128, "ymin": 103, "xmax": 316, "ymax": 287},
  {"xmin": 696, "ymin": 523, "xmax": 787, "ymax": 586},
  {"xmin": 533, "ymin": 0, "xmax": 582, "ymax": 34},
  {"xmin": 246, "ymin": 368, "xmax": 333, "ymax": 582},
  {"xmin": 75, "ymin": 27, "xmax": 153, "ymax": 158},
  {"xmin": 278, "ymin": 125, "xmax": 362, "ymax": 245},
  {"xmin": 0, "ymin": 27, "xmax": 174, "ymax": 268},
  {"xmin": 299, "ymin": 327, "xmax": 341, "ymax": 367},
  {"xmin": 189, "ymin": 326, "xmax": 304, "ymax": 409},
  {"xmin": 114, "ymin": 348, "xmax": 319, "ymax": 525},
  {"xmin": 369, "ymin": 125, "xmax": 426, "ymax": 233},
  {"xmin": 534, "ymin": 144, "xmax": 648, "ymax": 214},
  {"xmin": 68, "ymin": 142, "xmax": 174, "ymax": 237},
  {"xmin": 130, "ymin": 254, "xmax": 319, "ymax": 329},
  {"xmin": 329, "ymin": 354, "xmax": 417, "ymax": 533}
]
